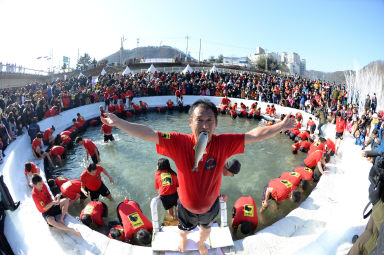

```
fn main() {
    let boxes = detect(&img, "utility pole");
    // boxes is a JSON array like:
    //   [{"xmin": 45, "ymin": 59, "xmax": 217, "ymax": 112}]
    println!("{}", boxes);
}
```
[
  {"xmin": 185, "ymin": 35, "xmax": 189, "ymax": 62},
  {"xmin": 265, "ymin": 49, "xmax": 268, "ymax": 72},
  {"xmin": 136, "ymin": 38, "xmax": 140, "ymax": 61},
  {"xmin": 199, "ymin": 38, "xmax": 201, "ymax": 63},
  {"xmin": 120, "ymin": 36, "xmax": 127, "ymax": 66},
  {"xmin": 159, "ymin": 41, "xmax": 162, "ymax": 58}
]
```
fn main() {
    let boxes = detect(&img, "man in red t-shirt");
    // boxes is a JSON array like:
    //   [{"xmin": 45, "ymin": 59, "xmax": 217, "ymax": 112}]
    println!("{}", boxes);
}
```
[
  {"xmin": 43, "ymin": 126, "xmax": 55, "ymax": 146},
  {"xmin": 232, "ymin": 196, "xmax": 258, "ymax": 238},
  {"xmin": 260, "ymin": 178, "xmax": 302, "ymax": 213},
  {"xmin": 48, "ymin": 145, "xmax": 66, "ymax": 166},
  {"xmin": 32, "ymin": 133, "xmax": 55, "ymax": 168},
  {"xmin": 101, "ymin": 99, "xmax": 296, "ymax": 254},
  {"xmin": 80, "ymin": 163, "xmax": 113, "ymax": 201},
  {"xmin": 308, "ymin": 137, "xmax": 327, "ymax": 155},
  {"xmin": 304, "ymin": 150, "xmax": 330, "ymax": 181},
  {"xmin": 117, "ymin": 199, "xmax": 153, "ymax": 245},
  {"xmin": 80, "ymin": 201, "xmax": 108, "ymax": 228},
  {"xmin": 294, "ymin": 166, "xmax": 314, "ymax": 181},
  {"xmin": 75, "ymin": 137, "xmax": 100, "ymax": 163},
  {"xmin": 326, "ymin": 138, "xmax": 336, "ymax": 156},
  {"xmin": 335, "ymin": 112, "xmax": 346, "ymax": 155},
  {"xmin": 101, "ymin": 123, "xmax": 114, "ymax": 143},
  {"xmin": 24, "ymin": 162, "xmax": 40, "ymax": 187},
  {"xmin": 31, "ymin": 174, "xmax": 80, "ymax": 237}
]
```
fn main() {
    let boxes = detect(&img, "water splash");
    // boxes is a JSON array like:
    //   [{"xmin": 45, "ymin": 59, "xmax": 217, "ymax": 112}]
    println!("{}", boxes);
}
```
[{"xmin": 345, "ymin": 61, "xmax": 384, "ymax": 113}]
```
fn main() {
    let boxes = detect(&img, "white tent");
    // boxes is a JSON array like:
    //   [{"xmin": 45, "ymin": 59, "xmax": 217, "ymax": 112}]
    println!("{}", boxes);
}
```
[
  {"xmin": 147, "ymin": 64, "xmax": 157, "ymax": 73},
  {"xmin": 78, "ymin": 72, "xmax": 84, "ymax": 79},
  {"xmin": 210, "ymin": 65, "xmax": 218, "ymax": 72},
  {"xmin": 122, "ymin": 66, "xmax": 133, "ymax": 75},
  {"xmin": 100, "ymin": 68, "xmax": 107, "ymax": 75},
  {"xmin": 182, "ymin": 64, "xmax": 194, "ymax": 74}
]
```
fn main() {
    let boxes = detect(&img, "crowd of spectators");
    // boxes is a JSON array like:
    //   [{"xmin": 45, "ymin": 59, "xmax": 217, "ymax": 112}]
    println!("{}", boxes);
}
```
[{"xmin": 0, "ymin": 69, "xmax": 379, "ymax": 163}]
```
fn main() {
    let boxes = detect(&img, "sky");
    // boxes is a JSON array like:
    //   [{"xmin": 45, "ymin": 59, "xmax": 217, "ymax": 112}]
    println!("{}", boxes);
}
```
[{"xmin": 0, "ymin": 0, "xmax": 383, "ymax": 73}]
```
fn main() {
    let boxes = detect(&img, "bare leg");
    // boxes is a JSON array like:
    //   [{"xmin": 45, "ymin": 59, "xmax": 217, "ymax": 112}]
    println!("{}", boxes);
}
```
[
  {"xmin": 178, "ymin": 229, "xmax": 189, "ymax": 253},
  {"xmin": 46, "ymin": 217, "xmax": 81, "ymax": 237},
  {"xmin": 44, "ymin": 152, "xmax": 55, "ymax": 168},
  {"xmin": 168, "ymin": 207, "xmax": 176, "ymax": 220},
  {"xmin": 59, "ymin": 199, "xmax": 69, "ymax": 224},
  {"xmin": 197, "ymin": 226, "xmax": 211, "ymax": 255}
]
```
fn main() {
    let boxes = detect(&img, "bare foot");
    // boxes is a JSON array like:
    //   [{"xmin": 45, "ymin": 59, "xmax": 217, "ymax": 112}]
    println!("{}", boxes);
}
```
[
  {"xmin": 72, "ymin": 228, "xmax": 82, "ymax": 238},
  {"xmin": 178, "ymin": 236, "xmax": 187, "ymax": 253},
  {"xmin": 197, "ymin": 242, "xmax": 208, "ymax": 255}
]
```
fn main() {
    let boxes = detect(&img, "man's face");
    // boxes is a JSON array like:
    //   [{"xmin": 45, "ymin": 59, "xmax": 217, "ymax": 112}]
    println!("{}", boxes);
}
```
[
  {"xmin": 189, "ymin": 106, "xmax": 217, "ymax": 142},
  {"xmin": 89, "ymin": 169, "xmax": 97, "ymax": 176},
  {"xmin": 34, "ymin": 182, "xmax": 43, "ymax": 191}
]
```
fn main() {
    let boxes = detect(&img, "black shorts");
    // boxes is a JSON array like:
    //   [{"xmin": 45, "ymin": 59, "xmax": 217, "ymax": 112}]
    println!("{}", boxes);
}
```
[
  {"xmin": 86, "ymin": 182, "xmax": 110, "ymax": 201},
  {"xmin": 43, "ymin": 139, "xmax": 50, "ymax": 146},
  {"xmin": 335, "ymin": 132, "xmax": 344, "ymax": 140},
  {"xmin": 104, "ymin": 134, "xmax": 115, "ymax": 142},
  {"xmin": 42, "ymin": 205, "xmax": 61, "ymax": 221},
  {"xmin": 160, "ymin": 192, "xmax": 178, "ymax": 210},
  {"xmin": 91, "ymin": 150, "xmax": 100, "ymax": 164},
  {"xmin": 299, "ymin": 147, "xmax": 308, "ymax": 152},
  {"xmin": 177, "ymin": 197, "xmax": 220, "ymax": 231},
  {"xmin": 34, "ymin": 149, "xmax": 42, "ymax": 158},
  {"xmin": 310, "ymin": 125, "xmax": 316, "ymax": 134}
]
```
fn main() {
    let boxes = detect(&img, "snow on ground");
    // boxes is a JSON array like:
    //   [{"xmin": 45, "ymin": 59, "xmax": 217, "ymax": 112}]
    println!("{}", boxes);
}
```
[{"xmin": 2, "ymin": 96, "xmax": 370, "ymax": 255}]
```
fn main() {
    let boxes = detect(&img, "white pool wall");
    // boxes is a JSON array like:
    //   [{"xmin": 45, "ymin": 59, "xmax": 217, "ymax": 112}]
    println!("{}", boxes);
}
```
[{"xmin": 2, "ymin": 96, "xmax": 369, "ymax": 255}]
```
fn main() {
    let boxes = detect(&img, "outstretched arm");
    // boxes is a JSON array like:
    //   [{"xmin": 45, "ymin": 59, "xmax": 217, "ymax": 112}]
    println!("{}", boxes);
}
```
[
  {"xmin": 101, "ymin": 113, "xmax": 159, "ymax": 144},
  {"xmin": 245, "ymin": 113, "xmax": 296, "ymax": 145}
]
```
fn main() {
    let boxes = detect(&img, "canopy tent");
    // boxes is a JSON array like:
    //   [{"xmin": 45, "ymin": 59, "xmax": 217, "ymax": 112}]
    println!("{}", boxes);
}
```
[
  {"xmin": 182, "ymin": 64, "xmax": 194, "ymax": 74},
  {"xmin": 210, "ymin": 65, "xmax": 218, "ymax": 72},
  {"xmin": 122, "ymin": 66, "xmax": 133, "ymax": 75},
  {"xmin": 78, "ymin": 72, "xmax": 84, "ymax": 79},
  {"xmin": 100, "ymin": 68, "xmax": 107, "ymax": 75},
  {"xmin": 147, "ymin": 64, "xmax": 157, "ymax": 73}
]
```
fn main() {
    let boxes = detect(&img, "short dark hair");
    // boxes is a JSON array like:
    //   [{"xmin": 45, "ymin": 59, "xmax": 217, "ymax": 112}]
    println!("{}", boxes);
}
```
[
  {"xmin": 51, "ymin": 125, "xmax": 55, "ymax": 131},
  {"xmin": 135, "ymin": 228, "xmax": 152, "ymax": 245},
  {"xmin": 240, "ymin": 221, "xmax": 253, "ymax": 235},
  {"xmin": 299, "ymin": 179, "xmax": 309, "ymax": 191},
  {"xmin": 36, "ymin": 133, "xmax": 43, "ymax": 139},
  {"xmin": 47, "ymin": 179, "xmax": 55, "ymax": 187},
  {"xmin": 81, "ymin": 214, "xmax": 92, "ymax": 226},
  {"xmin": 75, "ymin": 136, "xmax": 83, "ymax": 144},
  {"xmin": 110, "ymin": 228, "xmax": 122, "ymax": 239},
  {"xmin": 188, "ymin": 100, "xmax": 218, "ymax": 121},
  {"xmin": 87, "ymin": 163, "xmax": 97, "ymax": 172},
  {"xmin": 72, "ymin": 118, "xmax": 76, "ymax": 122},
  {"xmin": 25, "ymin": 162, "xmax": 32, "ymax": 172},
  {"xmin": 31, "ymin": 174, "xmax": 42, "ymax": 185},
  {"xmin": 291, "ymin": 190, "xmax": 302, "ymax": 203},
  {"xmin": 77, "ymin": 113, "xmax": 80, "ymax": 116},
  {"xmin": 325, "ymin": 154, "xmax": 330, "ymax": 163},
  {"xmin": 319, "ymin": 137, "xmax": 327, "ymax": 143},
  {"xmin": 157, "ymin": 158, "xmax": 177, "ymax": 175}
]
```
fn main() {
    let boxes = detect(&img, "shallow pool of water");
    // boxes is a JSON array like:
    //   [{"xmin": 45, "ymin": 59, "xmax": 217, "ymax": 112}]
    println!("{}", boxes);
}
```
[{"xmin": 47, "ymin": 111, "xmax": 307, "ymax": 235}]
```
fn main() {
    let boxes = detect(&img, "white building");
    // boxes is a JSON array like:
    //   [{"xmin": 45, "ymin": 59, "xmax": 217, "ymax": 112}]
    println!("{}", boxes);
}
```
[
  {"xmin": 300, "ymin": 59, "xmax": 306, "ymax": 76},
  {"xmin": 222, "ymin": 57, "xmax": 250, "ymax": 68}
]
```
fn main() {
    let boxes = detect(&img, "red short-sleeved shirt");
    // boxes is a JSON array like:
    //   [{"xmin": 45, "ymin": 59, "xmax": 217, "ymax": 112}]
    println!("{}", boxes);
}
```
[
  {"xmin": 232, "ymin": 196, "xmax": 258, "ymax": 230},
  {"xmin": 55, "ymin": 176, "xmax": 69, "ymax": 188},
  {"xmin": 101, "ymin": 124, "xmax": 112, "ymax": 134},
  {"xmin": 43, "ymin": 128, "xmax": 53, "ymax": 142},
  {"xmin": 304, "ymin": 150, "xmax": 323, "ymax": 169},
  {"xmin": 61, "ymin": 134, "xmax": 71, "ymax": 145},
  {"xmin": 80, "ymin": 165, "xmax": 103, "ymax": 191},
  {"xmin": 300, "ymin": 140, "xmax": 311, "ymax": 150},
  {"xmin": 24, "ymin": 162, "xmax": 37, "ymax": 175},
  {"xmin": 336, "ymin": 117, "xmax": 346, "ymax": 133},
  {"xmin": 280, "ymin": 171, "xmax": 301, "ymax": 186},
  {"xmin": 83, "ymin": 139, "xmax": 98, "ymax": 156},
  {"xmin": 32, "ymin": 183, "xmax": 52, "ymax": 213},
  {"xmin": 308, "ymin": 141, "xmax": 326, "ymax": 155},
  {"xmin": 294, "ymin": 166, "xmax": 313, "ymax": 181},
  {"xmin": 32, "ymin": 138, "xmax": 41, "ymax": 151},
  {"xmin": 156, "ymin": 132, "xmax": 245, "ymax": 214},
  {"xmin": 51, "ymin": 146, "xmax": 65, "ymax": 157},
  {"xmin": 326, "ymin": 138, "xmax": 336, "ymax": 153},
  {"xmin": 268, "ymin": 178, "xmax": 295, "ymax": 201},
  {"xmin": 61, "ymin": 179, "xmax": 82, "ymax": 200},
  {"xmin": 80, "ymin": 201, "xmax": 104, "ymax": 227},
  {"xmin": 118, "ymin": 199, "xmax": 153, "ymax": 241},
  {"xmin": 155, "ymin": 170, "xmax": 179, "ymax": 196}
]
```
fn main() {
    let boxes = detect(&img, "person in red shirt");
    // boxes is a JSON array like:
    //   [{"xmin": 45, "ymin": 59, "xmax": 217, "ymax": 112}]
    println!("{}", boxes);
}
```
[
  {"xmin": 60, "ymin": 133, "xmax": 72, "ymax": 149},
  {"xmin": 101, "ymin": 99, "xmax": 296, "ymax": 254},
  {"xmin": 335, "ymin": 112, "xmax": 346, "ymax": 155},
  {"xmin": 72, "ymin": 118, "xmax": 85, "ymax": 133},
  {"xmin": 108, "ymin": 224, "xmax": 127, "ymax": 242},
  {"xmin": 260, "ymin": 178, "xmax": 303, "ymax": 213},
  {"xmin": 155, "ymin": 158, "xmax": 179, "ymax": 220},
  {"xmin": 265, "ymin": 105, "xmax": 271, "ymax": 115},
  {"xmin": 43, "ymin": 126, "xmax": 55, "ymax": 146},
  {"xmin": 221, "ymin": 95, "xmax": 230, "ymax": 106},
  {"xmin": 306, "ymin": 117, "xmax": 317, "ymax": 135},
  {"xmin": 299, "ymin": 139, "xmax": 311, "ymax": 152},
  {"xmin": 117, "ymin": 199, "xmax": 153, "ymax": 245},
  {"xmin": 31, "ymin": 174, "xmax": 80, "ymax": 237},
  {"xmin": 99, "ymin": 105, "xmax": 106, "ymax": 117},
  {"xmin": 80, "ymin": 163, "xmax": 113, "ymax": 201},
  {"xmin": 132, "ymin": 103, "xmax": 141, "ymax": 114},
  {"xmin": 308, "ymin": 137, "xmax": 327, "ymax": 155},
  {"xmin": 326, "ymin": 138, "xmax": 336, "ymax": 156},
  {"xmin": 24, "ymin": 162, "xmax": 40, "ymax": 187},
  {"xmin": 269, "ymin": 105, "xmax": 276, "ymax": 117},
  {"xmin": 231, "ymin": 196, "xmax": 258, "ymax": 238},
  {"xmin": 77, "ymin": 113, "xmax": 86, "ymax": 126},
  {"xmin": 32, "ymin": 133, "xmax": 55, "ymax": 168},
  {"xmin": 280, "ymin": 171, "xmax": 302, "ymax": 186},
  {"xmin": 297, "ymin": 130, "xmax": 311, "ymax": 142},
  {"xmin": 294, "ymin": 166, "xmax": 314, "ymax": 181},
  {"xmin": 101, "ymin": 123, "xmax": 114, "ymax": 143},
  {"xmin": 166, "ymin": 99, "xmax": 174, "ymax": 110},
  {"xmin": 80, "ymin": 201, "xmax": 108, "ymax": 228},
  {"xmin": 304, "ymin": 150, "xmax": 330, "ymax": 181},
  {"xmin": 75, "ymin": 137, "xmax": 100, "ymax": 164},
  {"xmin": 48, "ymin": 145, "xmax": 66, "ymax": 166},
  {"xmin": 108, "ymin": 103, "xmax": 115, "ymax": 113}
]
